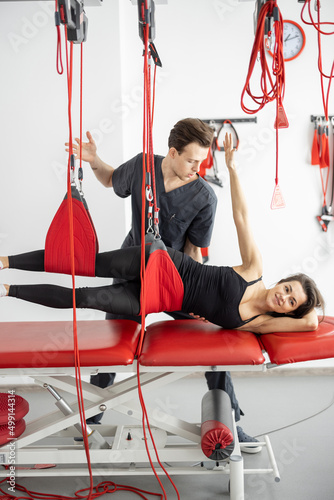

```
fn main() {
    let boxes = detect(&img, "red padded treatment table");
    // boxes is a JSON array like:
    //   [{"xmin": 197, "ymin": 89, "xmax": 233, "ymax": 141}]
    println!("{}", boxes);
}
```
[
  {"xmin": 259, "ymin": 318, "xmax": 334, "ymax": 364},
  {"xmin": 140, "ymin": 320, "xmax": 266, "ymax": 366},
  {"xmin": 0, "ymin": 320, "xmax": 141, "ymax": 369},
  {"xmin": 0, "ymin": 317, "xmax": 334, "ymax": 370}
]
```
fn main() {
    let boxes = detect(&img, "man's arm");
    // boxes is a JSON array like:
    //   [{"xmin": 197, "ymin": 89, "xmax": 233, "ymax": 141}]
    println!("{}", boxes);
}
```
[
  {"xmin": 90, "ymin": 155, "xmax": 114, "ymax": 188},
  {"xmin": 183, "ymin": 237, "xmax": 203, "ymax": 264},
  {"xmin": 66, "ymin": 131, "xmax": 114, "ymax": 188}
]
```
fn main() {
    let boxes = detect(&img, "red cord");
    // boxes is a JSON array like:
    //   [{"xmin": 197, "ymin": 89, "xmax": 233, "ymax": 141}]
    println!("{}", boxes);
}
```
[
  {"xmin": 138, "ymin": 21, "xmax": 168, "ymax": 500},
  {"xmin": 301, "ymin": 1, "xmax": 334, "ymax": 207},
  {"xmin": 64, "ymin": 28, "xmax": 94, "ymax": 500},
  {"xmin": 137, "ymin": 11, "xmax": 180, "ymax": 500},
  {"xmin": 241, "ymin": 1, "xmax": 286, "ymax": 205},
  {"xmin": 241, "ymin": 1, "xmax": 284, "ymax": 114},
  {"xmin": 80, "ymin": 43, "xmax": 83, "ymax": 174},
  {"xmin": 301, "ymin": 0, "xmax": 334, "ymax": 36},
  {"xmin": 0, "ymin": 477, "xmax": 164, "ymax": 500},
  {"xmin": 301, "ymin": 0, "xmax": 334, "ymax": 116},
  {"xmin": 151, "ymin": 64, "xmax": 157, "ymax": 127},
  {"xmin": 55, "ymin": 1, "xmax": 63, "ymax": 74}
]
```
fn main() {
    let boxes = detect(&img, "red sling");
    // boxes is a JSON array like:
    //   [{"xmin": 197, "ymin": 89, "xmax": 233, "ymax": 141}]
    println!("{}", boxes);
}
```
[
  {"xmin": 144, "ymin": 239, "xmax": 184, "ymax": 314},
  {"xmin": 44, "ymin": 185, "xmax": 99, "ymax": 276}
]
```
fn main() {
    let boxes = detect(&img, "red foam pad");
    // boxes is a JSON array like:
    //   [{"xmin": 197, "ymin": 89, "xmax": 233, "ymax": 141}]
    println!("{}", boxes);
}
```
[
  {"xmin": 260, "ymin": 316, "xmax": 334, "ymax": 365},
  {"xmin": 0, "ymin": 419, "xmax": 26, "ymax": 447},
  {"xmin": 0, "ymin": 394, "xmax": 29, "ymax": 425},
  {"xmin": 0, "ymin": 320, "xmax": 141, "ymax": 368},
  {"xmin": 140, "ymin": 320, "xmax": 265, "ymax": 366}
]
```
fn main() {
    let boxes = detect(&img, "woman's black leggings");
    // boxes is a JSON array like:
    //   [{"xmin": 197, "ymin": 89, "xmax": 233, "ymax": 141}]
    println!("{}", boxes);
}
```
[{"xmin": 8, "ymin": 247, "xmax": 182, "ymax": 316}]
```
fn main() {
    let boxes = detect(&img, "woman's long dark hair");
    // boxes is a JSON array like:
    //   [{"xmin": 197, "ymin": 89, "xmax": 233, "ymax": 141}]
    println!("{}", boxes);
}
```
[{"xmin": 275, "ymin": 273, "xmax": 325, "ymax": 319}]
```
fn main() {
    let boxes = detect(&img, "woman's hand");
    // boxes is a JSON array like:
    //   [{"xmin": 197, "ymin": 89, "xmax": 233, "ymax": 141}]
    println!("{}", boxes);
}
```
[
  {"xmin": 189, "ymin": 312, "xmax": 209, "ymax": 323},
  {"xmin": 223, "ymin": 132, "xmax": 236, "ymax": 171},
  {"xmin": 65, "ymin": 131, "xmax": 97, "ymax": 163}
]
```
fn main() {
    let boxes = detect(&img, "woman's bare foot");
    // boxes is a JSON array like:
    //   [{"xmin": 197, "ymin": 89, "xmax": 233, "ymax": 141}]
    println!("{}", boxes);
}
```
[
  {"xmin": 0, "ymin": 284, "xmax": 9, "ymax": 297},
  {"xmin": 0, "ymin": 257, "xmax": 9, "ymax": 270}
]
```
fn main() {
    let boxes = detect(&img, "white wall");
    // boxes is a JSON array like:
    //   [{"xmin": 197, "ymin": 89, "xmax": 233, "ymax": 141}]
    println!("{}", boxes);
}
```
[{"xmin": 1, "ymin": 1, "xmax": 333, "ymax": 353}]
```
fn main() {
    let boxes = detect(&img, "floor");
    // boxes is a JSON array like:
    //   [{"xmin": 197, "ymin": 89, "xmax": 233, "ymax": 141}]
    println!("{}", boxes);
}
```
[{"xmin": 1, "ymin": 371, "xmax": 334, "ymax": 500}]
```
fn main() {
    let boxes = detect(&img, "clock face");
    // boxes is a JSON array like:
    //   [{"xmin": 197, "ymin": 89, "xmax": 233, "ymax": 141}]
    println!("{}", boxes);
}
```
[{"xmin": 268, "ymin": 21, "xmax": 306, "ymax": 61}]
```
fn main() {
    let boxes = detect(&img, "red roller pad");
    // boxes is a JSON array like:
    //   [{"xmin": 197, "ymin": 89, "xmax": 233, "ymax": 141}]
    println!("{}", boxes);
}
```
[
  {"xmin": 0, "ymin": 320, "xmax": 141, "ymax": 368},
  {"xmin": 144, "ymin": 249, "xmax": 184, "ymax": 314},
  {"xmin": 0, "ymin": 394, "xmax": 29, "ymax": 425},
  {"xmin": 201, "ymin": 420, "xmax": 234, "ymax": 459},
  {"xmin": 260, "ymin": 316, "xmax": 334, "ymax": 365},
  {"xmin": 0, "ymin": 419, "xmax": 26, "ymax": 447},
  {"xmin": 140, "ymin": 320, "xmax": 265, "ymax": 366},
  {"xmin": 45, "ymin": 195, "xmax": 98, "ymax": 277}
]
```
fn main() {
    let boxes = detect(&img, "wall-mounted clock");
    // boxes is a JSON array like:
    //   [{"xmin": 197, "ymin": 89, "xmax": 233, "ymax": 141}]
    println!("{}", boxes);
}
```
[{"xmin": 267, "ymin": 20, "xmax": 306, "ymax": 62}]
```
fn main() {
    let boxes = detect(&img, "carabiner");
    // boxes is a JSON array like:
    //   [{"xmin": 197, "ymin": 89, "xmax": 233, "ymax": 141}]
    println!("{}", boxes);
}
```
[{"xmin": 146, "ymin": 186, "xmax": 153, "ymax": 202}]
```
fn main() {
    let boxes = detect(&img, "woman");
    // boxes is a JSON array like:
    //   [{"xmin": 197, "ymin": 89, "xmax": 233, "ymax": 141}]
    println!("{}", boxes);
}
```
[{"xmin": 0, "ymin": 134, "xmax": 324, "ymax": 334}]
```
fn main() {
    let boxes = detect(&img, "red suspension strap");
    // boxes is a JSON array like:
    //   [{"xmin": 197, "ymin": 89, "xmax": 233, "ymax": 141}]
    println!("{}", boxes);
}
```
[{"xmin": 241, "ymin": 0, "xmax": 287, "ymax": 209}]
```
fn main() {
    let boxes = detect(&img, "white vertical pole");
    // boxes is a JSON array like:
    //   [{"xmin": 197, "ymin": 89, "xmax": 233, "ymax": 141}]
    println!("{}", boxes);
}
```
[{"xmin": 229, "ymin": 454, "xmax": 244, "ymax": 500}]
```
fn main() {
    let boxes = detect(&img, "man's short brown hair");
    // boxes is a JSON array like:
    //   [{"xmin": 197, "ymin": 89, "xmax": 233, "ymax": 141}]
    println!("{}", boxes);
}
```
[{"xmin": 168, "ymin": 118, "xmax": 214, "ymax": 153}]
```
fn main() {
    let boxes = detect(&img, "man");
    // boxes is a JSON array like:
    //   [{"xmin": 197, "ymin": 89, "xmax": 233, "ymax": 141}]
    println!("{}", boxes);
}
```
[{"xmin": 68, "ymin": 118, "xmax": 260, "ymax": 452}]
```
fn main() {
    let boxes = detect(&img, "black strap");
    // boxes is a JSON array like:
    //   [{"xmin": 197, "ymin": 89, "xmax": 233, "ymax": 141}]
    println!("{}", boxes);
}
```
[
  {"xmin": 242, "ymin": 313, "xmax": 262, "ymax": 325},
  {"xmin": 246, "ymin": 276, "xmax": 263, "ymax": 286}
]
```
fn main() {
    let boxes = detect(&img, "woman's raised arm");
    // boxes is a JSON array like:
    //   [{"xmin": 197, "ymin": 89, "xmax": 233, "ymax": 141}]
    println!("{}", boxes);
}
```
[{"xmin": 224, "ymin": 133, "xmax": 262, "ymax": 277}]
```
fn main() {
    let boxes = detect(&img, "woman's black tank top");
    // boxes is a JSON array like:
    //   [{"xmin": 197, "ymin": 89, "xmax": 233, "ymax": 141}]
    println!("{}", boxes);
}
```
[{"xmin": 178, "ymin": 253, "xmax": 262, "ymax": 329}]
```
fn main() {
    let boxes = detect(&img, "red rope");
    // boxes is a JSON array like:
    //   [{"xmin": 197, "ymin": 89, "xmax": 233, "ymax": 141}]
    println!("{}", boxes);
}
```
[
  {"xmin": 301, "ymin": 0, "xmax": 334, "ymax": 36},
  {"xmin": 64, "ymin": 28, "xmax": 94, "ymax": 500},
  {"xmin": 0, "ymin": 478, "xmax": 164, "ymax": 500},
  {"xmin": 138, "ymin": 21, "xmax": 168, "ymax": 500},
  {"xmin": 151, "ymin": 64, "xmax": 157, "ymax": 127},
  {"xmin": 316, "ymin": 1, "xmax": 333, "ymax": 120},
  {"xmin": 301, "ymin": 0, "xmax": 334, "ymax": 118},
  {"xmin": 80, "ymin": 43, "xmax": 83, "ymax": 173},
  {"xmin": 55, "ymin": 0, "xmax": 63, "ymax": 74},
  {"xmin": 137, "ymin": 8, "xmax": 180, "ymax": 499},
  {"xmin": 241, "ymin": 1, "xmax": 284, "ymax": 114},
  {"xmin": 241, "ymin": 1, "xmax": 286, "ymax": 205},
  {"xmin": 301, "ymin": 1, "xmax": 334, "ymax": 206},
  {"xmin": 273, "ymin": 8, "xmax": 284, "ymax": 190}
]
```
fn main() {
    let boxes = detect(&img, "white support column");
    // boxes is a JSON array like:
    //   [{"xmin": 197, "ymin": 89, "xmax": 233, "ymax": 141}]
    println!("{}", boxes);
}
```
[{"xmin": 229, "ymin": 454, "xmax": 244, "ymax": 500}]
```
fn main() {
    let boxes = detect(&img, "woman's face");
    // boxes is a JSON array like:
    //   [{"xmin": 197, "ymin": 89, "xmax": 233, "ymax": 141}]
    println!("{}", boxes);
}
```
[{"xmin": 268, "ymin": 280, "xmax": 307, "ymax": 314}]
